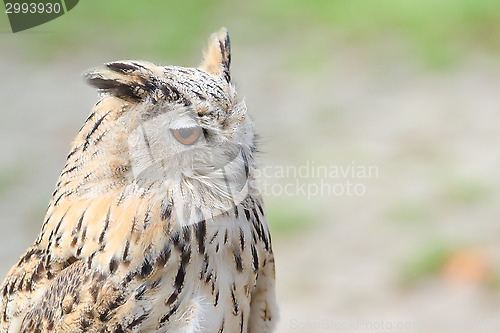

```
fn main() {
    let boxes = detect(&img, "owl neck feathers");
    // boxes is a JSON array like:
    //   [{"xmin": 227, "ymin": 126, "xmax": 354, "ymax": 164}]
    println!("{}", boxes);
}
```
[
  {"xmin": 51, "ymin": 97, "xmax": 132, "ymax": 205},
  {"xmin": 36, "ymin": 177, "xmax": 259, "ymax": 276}
]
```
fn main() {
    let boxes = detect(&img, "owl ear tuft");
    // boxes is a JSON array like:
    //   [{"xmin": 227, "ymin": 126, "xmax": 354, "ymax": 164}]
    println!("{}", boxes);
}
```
[
  {"xmin": 84, "ymin": 61, "xmax": 157, "ymax": 100},
  {"xmin": 199, "ymin": 27, "xmax": 231, "ymax": 83}
]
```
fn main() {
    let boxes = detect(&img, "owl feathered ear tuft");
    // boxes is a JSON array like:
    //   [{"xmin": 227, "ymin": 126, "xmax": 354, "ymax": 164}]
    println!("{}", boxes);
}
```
[
  {"xmin": 199, "ymin": 27, "xmax": 231, "ymax": 83},
  {"xmin": 84, "ymin": 61, "xmax": 158, "ymax": 100}
]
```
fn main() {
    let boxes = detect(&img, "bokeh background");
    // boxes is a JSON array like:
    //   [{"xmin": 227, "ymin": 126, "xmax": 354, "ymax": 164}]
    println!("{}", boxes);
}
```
[{"xmin": 1, "ymin": 1, "xmax": 500, "ymax": 332}]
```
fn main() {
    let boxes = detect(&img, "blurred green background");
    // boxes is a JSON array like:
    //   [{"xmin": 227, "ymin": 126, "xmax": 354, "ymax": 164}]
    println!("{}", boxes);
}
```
[{"xmin": 1, "ymin": 1, "xmax": 500, "ymax": 332}]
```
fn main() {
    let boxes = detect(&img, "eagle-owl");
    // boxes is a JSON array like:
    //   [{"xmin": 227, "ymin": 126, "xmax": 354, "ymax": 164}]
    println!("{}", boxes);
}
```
[{"xmin": 0, "ymin": 28, "xmax": 278, "ymax": 333}]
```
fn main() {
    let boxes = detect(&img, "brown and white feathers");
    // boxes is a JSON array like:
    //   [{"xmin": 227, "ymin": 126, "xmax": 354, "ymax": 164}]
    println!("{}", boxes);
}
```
[{"xmin": 0, "ymin": 28, "xmax": 277, "ymax": 333}]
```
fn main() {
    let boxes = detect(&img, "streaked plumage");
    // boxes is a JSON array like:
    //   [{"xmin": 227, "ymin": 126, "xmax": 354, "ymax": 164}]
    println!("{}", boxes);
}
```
[{"xmin": 0, "ymin": 28, "xmax": 278, "ymax": 333}]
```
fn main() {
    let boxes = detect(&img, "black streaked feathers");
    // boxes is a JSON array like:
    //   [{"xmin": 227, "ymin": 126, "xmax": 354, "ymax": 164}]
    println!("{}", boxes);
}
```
[{"xmin": 85, "ymin": 61, "xmax": 187, "ymax": 103}]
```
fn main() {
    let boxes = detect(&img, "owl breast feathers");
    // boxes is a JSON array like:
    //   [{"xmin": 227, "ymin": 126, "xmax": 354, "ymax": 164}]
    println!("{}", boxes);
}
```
[{"xmin": 0, "ymin": 28, "xmax": 278, "ymax": 333}]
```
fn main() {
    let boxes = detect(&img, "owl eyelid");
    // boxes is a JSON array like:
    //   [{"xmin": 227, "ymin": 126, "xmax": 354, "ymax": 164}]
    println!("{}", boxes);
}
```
[
  {"xmin": 169, "ymin": 116, "xmax": 199, "ymax": 130},
  {"xmin": 169, "ymin": 123, "xmax": 199, "ymax": 130}
]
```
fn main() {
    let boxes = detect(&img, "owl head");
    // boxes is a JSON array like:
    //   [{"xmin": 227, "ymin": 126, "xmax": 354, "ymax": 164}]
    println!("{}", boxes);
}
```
[{"xmin": 63, "ymin": 28, "xmax": 256, "ymax": 224}]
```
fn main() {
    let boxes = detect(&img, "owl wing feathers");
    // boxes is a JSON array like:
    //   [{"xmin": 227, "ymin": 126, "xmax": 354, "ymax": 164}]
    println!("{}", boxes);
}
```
[
  {"xmin": 18, "ymin": 259, "xmax": 155, "ymax": 333},
  {"xmin": 19, "ymin": 260, "xmax": 96, "ymax": 332},
  {"xmin": 2, "ymin": 191, "xmax": 180, "ymax": 332},
  {"xmin": 0, "ymin": 246, "xmax": 46, "ymax": 332}
]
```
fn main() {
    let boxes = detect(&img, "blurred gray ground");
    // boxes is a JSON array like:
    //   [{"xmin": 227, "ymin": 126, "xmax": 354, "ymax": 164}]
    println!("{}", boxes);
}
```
[{"xmin": 1, "ymin": 40, "xmax": 500, "ymax": 333}]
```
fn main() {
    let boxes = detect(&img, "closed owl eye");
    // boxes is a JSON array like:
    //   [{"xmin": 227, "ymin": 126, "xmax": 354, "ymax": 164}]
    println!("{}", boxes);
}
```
[{"xmin": 171, "ymin": 126, "xmax": 201, "ymax": 145}]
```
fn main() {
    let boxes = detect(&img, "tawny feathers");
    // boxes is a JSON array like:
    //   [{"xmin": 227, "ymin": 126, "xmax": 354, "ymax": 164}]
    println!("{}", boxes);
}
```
[{"xmin": 0, "ymin": 28, "xmax": 277, "ymax": 333}]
